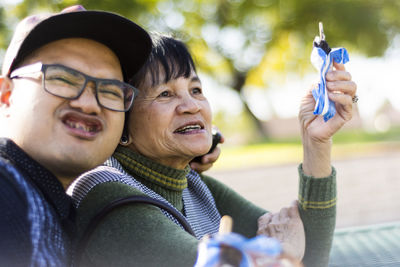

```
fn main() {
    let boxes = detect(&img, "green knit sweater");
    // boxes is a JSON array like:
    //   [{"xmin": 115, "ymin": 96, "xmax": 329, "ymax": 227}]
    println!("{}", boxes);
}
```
[{"xmin": 74, "ymin": 148, "xmax": 336, "ymax": 267}]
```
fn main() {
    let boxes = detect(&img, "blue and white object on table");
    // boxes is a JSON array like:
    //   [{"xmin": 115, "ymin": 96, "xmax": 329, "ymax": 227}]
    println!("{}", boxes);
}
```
[
  {"xmin": 194, "ymin": 232, "xmax": 282, "ymax": 267},
  {"xmin": 310, "ymin": 25, "xmax": 349, "ymax": 122}
]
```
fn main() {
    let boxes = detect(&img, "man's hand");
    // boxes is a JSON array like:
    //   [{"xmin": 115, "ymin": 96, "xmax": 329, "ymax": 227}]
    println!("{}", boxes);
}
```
[
  {"xmin": 190, "ymin": 131, "xmax": 224, "ymax": 173},
  {"xmin": 257, "ymin": 201, "xmax": 305, "ymax": 261}
]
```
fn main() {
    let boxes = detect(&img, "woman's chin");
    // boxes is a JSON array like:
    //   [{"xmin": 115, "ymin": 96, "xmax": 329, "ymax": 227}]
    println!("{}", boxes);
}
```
[
  {"xmin": 181, "ymin": 141, "xmax": 211, "ymax": 156},
  {"xmin": 186, "ymin": 148, "xmax": 210, "ymax": 158}
]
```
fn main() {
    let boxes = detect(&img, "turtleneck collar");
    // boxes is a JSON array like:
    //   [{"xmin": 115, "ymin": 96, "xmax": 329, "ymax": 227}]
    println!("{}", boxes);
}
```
[{"xmin": 113, "ymin": 146, "xmax": 190, "ymax": 192}]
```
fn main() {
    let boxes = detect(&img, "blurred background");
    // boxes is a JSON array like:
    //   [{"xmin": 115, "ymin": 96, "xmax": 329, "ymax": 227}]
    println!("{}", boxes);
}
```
[{"xmin": 1, "ymin": 0, "xmax": 399, "ymax": 229}]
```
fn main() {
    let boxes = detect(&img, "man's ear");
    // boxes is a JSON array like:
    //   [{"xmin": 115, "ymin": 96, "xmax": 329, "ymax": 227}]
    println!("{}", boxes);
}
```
[{"xmin": 0, "ymin": 76, "xmax": 13, "ymax": 106}]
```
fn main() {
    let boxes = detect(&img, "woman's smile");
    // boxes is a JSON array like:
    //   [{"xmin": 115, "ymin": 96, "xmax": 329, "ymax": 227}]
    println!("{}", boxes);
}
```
[{"xmin": 174, "ymin": 121, "xmax": 205, "ymax": 134}]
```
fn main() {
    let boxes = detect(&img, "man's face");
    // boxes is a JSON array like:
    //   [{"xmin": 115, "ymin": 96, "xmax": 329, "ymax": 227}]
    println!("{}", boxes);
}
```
[{"xmin": 3, "ymin": 38, "xmax": 125, "ymax": 186}]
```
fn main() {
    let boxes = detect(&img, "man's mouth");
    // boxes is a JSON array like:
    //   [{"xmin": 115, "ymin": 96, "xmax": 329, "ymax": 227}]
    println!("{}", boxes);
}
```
[
  {"xmin": 174, "ymin": 123, "xmax": 204, "ymax": 134},
  {"xmin": 65, "ymin": 120, "xmax": 99, "ymax": 133},
  {"xmin": 61, "ymin": 112, "xmax": 103, "ymax": 139}
]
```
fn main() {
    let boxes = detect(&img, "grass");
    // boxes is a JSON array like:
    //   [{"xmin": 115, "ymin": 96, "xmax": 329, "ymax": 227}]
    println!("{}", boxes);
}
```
[{"xmin": 212, "ymin": 127, "xmax": 400, "ymax": 171}]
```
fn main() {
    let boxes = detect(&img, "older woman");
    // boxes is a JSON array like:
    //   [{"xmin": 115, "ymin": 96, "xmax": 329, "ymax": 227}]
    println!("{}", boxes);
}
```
[{"xmin": 69, "ymin": 34, "xmax": 356, "ymax": 267}]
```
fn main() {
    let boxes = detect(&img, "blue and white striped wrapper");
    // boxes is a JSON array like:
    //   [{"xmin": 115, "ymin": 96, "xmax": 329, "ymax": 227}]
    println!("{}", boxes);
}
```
[
  {"xmin": 311, "ymin": 46, "xmax": 349, "ymax": 121},
  {"xmin": 194, "ymin": 233, "xmax": 282, "ymax": 267}
]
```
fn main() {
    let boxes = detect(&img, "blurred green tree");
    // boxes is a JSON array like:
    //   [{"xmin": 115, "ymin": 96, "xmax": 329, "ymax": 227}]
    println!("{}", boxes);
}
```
[{"xmin": 2, "ymin": 0, "xmax": 400, "ymax": 138}]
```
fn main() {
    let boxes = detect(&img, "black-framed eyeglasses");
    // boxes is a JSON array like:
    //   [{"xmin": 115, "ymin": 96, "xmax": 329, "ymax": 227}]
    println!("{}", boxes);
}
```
[{"xmin": 10, "ymin": 62, "xmax": 138, "ymax": 112}]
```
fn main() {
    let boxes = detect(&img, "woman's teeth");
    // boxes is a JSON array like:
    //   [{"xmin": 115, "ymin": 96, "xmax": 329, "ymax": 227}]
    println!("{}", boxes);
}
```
[{"xmin": 175, "ymin": 124, "xmax": 201, "ymax": 133}]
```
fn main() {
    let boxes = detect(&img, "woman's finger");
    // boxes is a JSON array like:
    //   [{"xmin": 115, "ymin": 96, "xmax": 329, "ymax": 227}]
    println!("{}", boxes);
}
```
[
  {"xmin": 326, "ymin": 70, "xmax": 352, "ymax": 82},
  {"xmin": 258, "ymin": 212, "xmax": 273, "ymax": 225},
  {"xmin": 328, "ymin": 93, "xmax": 353, "ymax": 114},
  {"xmin": 278, "ymin": 207, "xmax": 289, "ymax": 221},
  {"xmin": 270, "ymin": 212, "xmax": 282, "ymax": 224},
  {"xmin": 288, "ymin": 201, "xmax": 300, "ymax": 218},
  {"xmin": 267, "ymin": 224, "xmax": 279, "ymax": 238},
  {"xmin": 333, "ymin": 61, "xmax": 346, "ymax": 71},
  {"xmin": 326, "ymin": 80, "xmax": 357, "ymax": 96},
  {"xmin": 257, "ymin": 212, "xmax": 273, "ymax": 235}
]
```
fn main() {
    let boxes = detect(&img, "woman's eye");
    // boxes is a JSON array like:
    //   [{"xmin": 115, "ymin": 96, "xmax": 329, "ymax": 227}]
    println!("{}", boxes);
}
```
[
  {"xmin": 158, "ymin": 91, "xmax": 171, "ymax": 97},
  {"xmin": 192, "ymin": 87, "xmax": 202, "ymax": 94}
]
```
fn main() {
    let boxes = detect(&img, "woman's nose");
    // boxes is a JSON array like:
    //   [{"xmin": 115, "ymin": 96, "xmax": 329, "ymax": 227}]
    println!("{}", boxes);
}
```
[{"xmin": 176, "ymin": 95, "xmax": 201, "ymax": 114}]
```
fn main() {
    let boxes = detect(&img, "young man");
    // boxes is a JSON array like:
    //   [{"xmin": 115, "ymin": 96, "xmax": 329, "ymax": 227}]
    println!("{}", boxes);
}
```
[{"xmin": 0, "ymin": 6, "xmax": 152, "ymax": 266}]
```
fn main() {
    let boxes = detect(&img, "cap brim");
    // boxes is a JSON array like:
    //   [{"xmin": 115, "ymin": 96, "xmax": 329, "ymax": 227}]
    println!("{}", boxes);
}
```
[{"xmin": 13, "ymin": 11, "xmax": 151, "ymax": 81}]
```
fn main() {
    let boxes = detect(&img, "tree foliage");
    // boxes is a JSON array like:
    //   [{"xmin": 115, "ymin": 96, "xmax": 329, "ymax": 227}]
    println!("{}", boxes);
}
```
[{"xmin": 2, "ymin": 0, "xmax": 400, "ymax": 137}]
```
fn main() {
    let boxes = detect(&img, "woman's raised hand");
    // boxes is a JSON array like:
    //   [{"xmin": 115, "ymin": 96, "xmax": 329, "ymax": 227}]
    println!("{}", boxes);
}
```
[{"xmin": 299, "ymin": 62, "xmax": 357, "ymax": 177}]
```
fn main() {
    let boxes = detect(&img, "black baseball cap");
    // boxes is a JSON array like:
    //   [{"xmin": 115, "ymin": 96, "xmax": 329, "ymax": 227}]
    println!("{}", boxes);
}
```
[{"xmin": 2, "ymin": 5, "xmax": 152, "ymax": 81}]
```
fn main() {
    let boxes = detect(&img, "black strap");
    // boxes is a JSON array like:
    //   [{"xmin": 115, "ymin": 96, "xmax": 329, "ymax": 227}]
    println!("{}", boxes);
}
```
[{"xmin": 75, "ymin": 195, "xmax": 195, "ymax": 266}]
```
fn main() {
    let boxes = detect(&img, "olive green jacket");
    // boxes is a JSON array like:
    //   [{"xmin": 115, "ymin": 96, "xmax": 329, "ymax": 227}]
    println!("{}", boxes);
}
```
[{"xmin": 72, "ymin": 156, "xmax": 336, "ymax": 267}]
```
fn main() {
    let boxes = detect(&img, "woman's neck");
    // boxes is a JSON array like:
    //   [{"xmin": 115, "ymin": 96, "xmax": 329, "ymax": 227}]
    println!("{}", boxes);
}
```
[
  {"xmin": 113, "ymin": 146, "xmax": 191, "ymax": 212},
  {"xmin": 127, "ymin": 144, "xmax": 191, "ymax": 170}
]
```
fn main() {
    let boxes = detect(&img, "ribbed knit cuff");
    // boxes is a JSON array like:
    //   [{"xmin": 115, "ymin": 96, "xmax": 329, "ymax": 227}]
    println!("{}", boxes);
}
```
[{"xmin": 298, "ymin": 164, "xmax": 336, "ymax": 211}]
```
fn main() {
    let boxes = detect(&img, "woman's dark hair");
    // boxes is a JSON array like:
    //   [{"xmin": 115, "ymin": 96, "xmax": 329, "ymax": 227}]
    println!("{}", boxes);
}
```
[
  {"xmin": 129, "ymin": 32, "xmax": 197, "ymax": 89},
  {"xmin": 122, "ymin": 33, "xmax": 197, "ymax": 140}
]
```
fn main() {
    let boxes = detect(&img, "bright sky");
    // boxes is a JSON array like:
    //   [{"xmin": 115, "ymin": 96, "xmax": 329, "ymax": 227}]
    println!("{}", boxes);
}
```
[{"xmin": 0, "ymin": 0, "xmax": 22, "ymax": 5}]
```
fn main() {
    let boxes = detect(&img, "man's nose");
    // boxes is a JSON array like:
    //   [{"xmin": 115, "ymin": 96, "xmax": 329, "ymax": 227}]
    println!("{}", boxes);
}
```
[{"xmin": 69, "ymin": 83, "xmax": 101, "ymax": 114}]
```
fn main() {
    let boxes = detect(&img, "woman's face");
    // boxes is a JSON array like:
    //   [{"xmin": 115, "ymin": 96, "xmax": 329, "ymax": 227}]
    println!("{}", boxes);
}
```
[{"xmin": 127, "ymin": 71, "xmax": 212, "ymax": 169}]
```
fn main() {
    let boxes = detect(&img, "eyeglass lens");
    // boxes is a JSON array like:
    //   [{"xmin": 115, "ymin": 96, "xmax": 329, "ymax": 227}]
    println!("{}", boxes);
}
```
[{"xmin": 44, "ymin": 65, "xmax": 132, "ymax": 111}]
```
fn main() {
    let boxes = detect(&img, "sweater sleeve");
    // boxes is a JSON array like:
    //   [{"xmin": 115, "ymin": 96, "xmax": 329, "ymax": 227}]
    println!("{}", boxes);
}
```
[
  {"xmin": 75, "ymin": 182, "xmax": 199, "ymax": 267},
  {"xmin": 200, "ymin": 174, "xmax": 267, "ymax": 237},
  {"xmin": 201, "ymin": 165, "xmax": 336, "ymax": 267},
  {"xmin": 297, "ymin": 164, "xmax": 336, "ymax": 267}
]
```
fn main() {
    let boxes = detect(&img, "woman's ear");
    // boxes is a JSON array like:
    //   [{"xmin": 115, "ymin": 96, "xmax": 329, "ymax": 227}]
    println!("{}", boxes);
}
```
[
  {"xmin": 120, "ymin": 111, "xmax": 134, "ymax": 146},
  {"xmin": 119, "ymin": 134, "xmax": 129, "ymax": 146},
  {"xmin": 0, "ymin": 77, "xmax": 13, "ymax": 106},
  {"xmin": 119, "ymin": 131, "xmax": 133, "ymax": 146}
]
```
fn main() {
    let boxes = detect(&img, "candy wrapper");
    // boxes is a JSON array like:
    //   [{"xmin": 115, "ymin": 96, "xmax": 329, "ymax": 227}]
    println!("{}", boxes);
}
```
[
  {"xmin": 311, "ymin": 22, "xmax": 349, "ymax": 122},
  {"xmin": 194, "ymin": 232, "xmax": 301, "ymax": 267}
]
